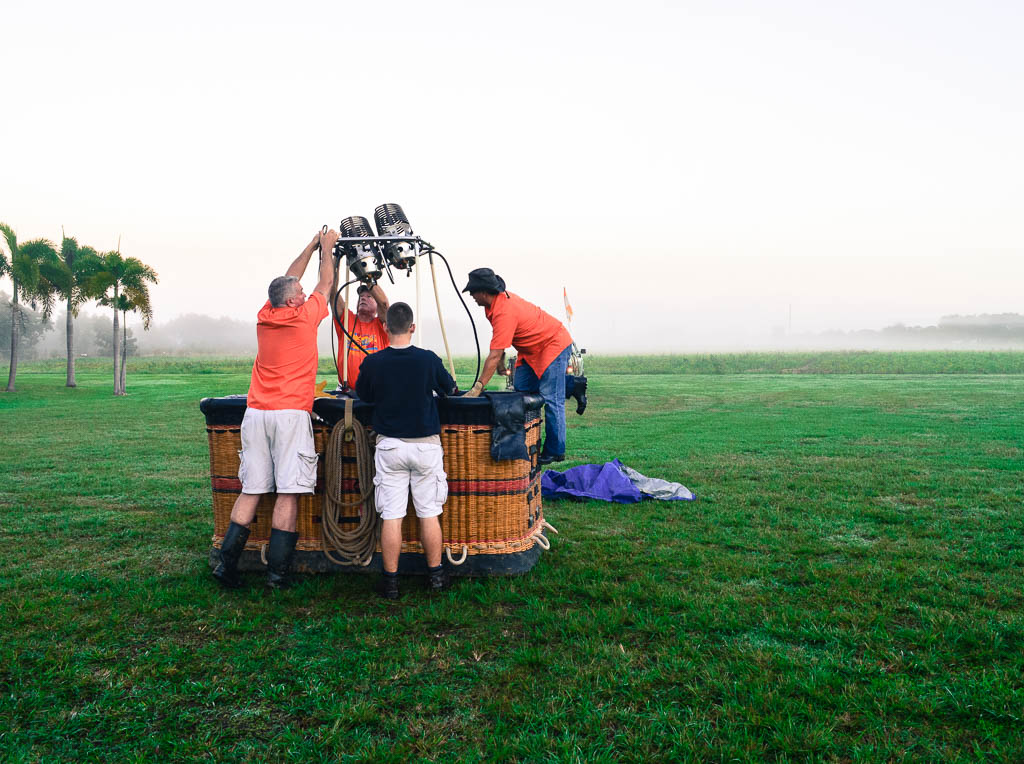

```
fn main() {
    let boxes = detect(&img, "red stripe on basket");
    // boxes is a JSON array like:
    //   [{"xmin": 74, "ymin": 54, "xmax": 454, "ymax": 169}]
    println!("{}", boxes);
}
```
[
  {"xmin": 211, "ymin": 476, "xmax": 346, "ymax": 493},
  {"xmin": 212, "ymin": 477, "xmax": 241, "ymax": 491},
  {"xmin": 446, "ymin": 533, "xmax": 539, "ymax": 544},
  {"xmin": 447, "ymin": 477, "xmax": 529, "ymax": 493}
]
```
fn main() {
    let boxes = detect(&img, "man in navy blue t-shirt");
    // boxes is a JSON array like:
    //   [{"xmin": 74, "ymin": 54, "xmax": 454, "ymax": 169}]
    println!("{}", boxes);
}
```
[{"xmin": 356, "ymin": 302, "xmax": 457, "ymax": 598}]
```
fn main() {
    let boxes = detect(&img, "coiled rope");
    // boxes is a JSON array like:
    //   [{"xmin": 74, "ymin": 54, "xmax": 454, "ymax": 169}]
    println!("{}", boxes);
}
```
[{"xmin": 321, "ymin": 400, "xmax": 380, "ymax": 566}]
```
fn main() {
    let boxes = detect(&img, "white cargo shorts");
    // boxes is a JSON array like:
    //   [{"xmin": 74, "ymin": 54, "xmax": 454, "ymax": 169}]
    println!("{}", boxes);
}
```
[
  {"xmin": 238, "ymin": 408, "xmax": 318, "ymax": 494},
  {"xmin": 373, "ymin": 437, "xmax": 448, "ymax": 520}
]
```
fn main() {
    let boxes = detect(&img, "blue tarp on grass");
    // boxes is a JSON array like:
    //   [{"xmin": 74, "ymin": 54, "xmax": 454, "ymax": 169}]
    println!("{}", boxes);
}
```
[{"xmin": 541, "ymin": 458, "xmax": 696, "ymax": 504}]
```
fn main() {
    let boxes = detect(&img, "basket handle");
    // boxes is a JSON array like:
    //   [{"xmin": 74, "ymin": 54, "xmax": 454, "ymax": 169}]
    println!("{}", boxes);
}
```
[{"xmin": 445, "ymin": 544, "xmax": 468, "ymax": 565}]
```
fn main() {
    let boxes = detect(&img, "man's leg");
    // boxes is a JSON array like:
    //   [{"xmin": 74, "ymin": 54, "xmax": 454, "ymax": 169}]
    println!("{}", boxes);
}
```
[
  {"xmin": 214, "ymin": 493, "xmax": 261, "ymax": 588},
  {"xmin": 513, "ymin": 363, "xmax": 540, "ymax": 395},
  {"xmin": 265, "ymin": 410, "xmax": 316, "ymax": 590},
  {"xmin": 373, "ymin": 439, "xmax": 411, "ymax": 599},
  {"xmin": 214, "ymin": 408, "xmax": 274, "ymax": 588},
  {"xmin": 380, "ymin": 518, "xmax": 404, "ymax": 573},
  {"xmin": 538, "ymin": 346, "xmax": 571, "ymax": 462},
  {"xmin": 230, "ymin": 493, "xmax": 261, "ymax": 526},
  {"xmin": 266, "ymin": 495, "xmax": 300, "ymax": 589},
  {"xmin": 271, "ymin": 494, "xmax": 298, "ymax": 532},
  {"xmin": 418, "ymin": 515, "xmax": 443, "ymax": 568},
  {"xmin": 410, "ymin": 445, "xmax": 449, "ymax": 591}
]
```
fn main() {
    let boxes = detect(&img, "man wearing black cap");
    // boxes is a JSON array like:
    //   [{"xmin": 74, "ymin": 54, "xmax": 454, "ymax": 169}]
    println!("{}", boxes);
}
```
[
  {"xmin": 463, "ymin": 268, "xmax": 573, "ymax": 464},
  {"xmin": 332, "ymin": 282, "xmax": 390, "ymax": 388}
]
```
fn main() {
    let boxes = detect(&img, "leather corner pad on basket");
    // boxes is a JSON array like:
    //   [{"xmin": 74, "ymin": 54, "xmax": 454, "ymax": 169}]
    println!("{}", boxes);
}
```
[{"xmin": 482, "ymin": 391, "xmax": 529, "ymax": 461}]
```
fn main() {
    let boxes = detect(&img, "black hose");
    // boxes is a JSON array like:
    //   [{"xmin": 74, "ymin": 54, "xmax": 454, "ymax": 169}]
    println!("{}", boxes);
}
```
[
  {"xmin": 332, "ymin": 287, "xmax": 372, "ymax": 357},
  {"xmin": 326, "ymin": 243, "xmax": 481, "ymax": 390},
  {"xmin": 328, "ymin": 275, "xmax": 371, "ymax": 391},
  {"xmin": 421, "ymin": 248, "xmax": 481, "ymax": 388}
]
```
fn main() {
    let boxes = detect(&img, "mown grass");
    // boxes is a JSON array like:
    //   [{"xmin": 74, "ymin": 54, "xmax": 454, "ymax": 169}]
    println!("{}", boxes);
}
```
[
  {"xmin": 16, "ymin": 349, "xmax": 1024, "ymax": 378},
  {"xmin": 1, "ymin": 361, "xmax": 1023, "ymax": 761}
]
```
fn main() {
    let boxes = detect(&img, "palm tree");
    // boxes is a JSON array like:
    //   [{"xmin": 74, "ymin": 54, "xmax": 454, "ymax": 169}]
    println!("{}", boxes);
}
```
[
  {"xmin": 40, "ymin": 232, "xmax": 101, "ymax": 387},
  {"xmin": 87, "ymin": 250, "xmax": 158, "ymax": 395},
  {"xmin": 0, "ymin": 223, "xmax": 59, "ymax": 392},
  {"xmin": 100, "ymin": 285, "xmax": 153, "ymax": 394}
]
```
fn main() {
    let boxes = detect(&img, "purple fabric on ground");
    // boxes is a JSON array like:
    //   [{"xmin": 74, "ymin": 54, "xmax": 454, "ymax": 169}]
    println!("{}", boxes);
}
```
[
  {"xmin": 541, "ymin": 458, "xmax": 696, "ymax": 503},
  {"xmin": 541, "ymin": 459, "xmax": 643, "ymax": 503}
]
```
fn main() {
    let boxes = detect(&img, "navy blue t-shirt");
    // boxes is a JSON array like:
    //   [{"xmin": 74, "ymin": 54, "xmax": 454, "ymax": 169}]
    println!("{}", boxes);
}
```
[{"xmin": 355, "ymin": 346, "xmax": 457, "ymax": 438}]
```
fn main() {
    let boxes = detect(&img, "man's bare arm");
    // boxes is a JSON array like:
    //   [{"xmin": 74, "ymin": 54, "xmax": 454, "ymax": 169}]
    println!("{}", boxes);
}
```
[
  {"xmin": 465, "ymin": 348, "xmax": 505, "ymax": 396},
  {"xmin": 285, "ymin": 232, "xmax": 322, "ymax": 279},
  {"xmin": 329, "ymin": 281, "xmax": 346, "ymax": 320},
  {"xmin": 478, "ymin": 348, "xmax": 505, "ymax": 387},
  {"xmin": 370, "ymin": 284, "xmax": 389, "ymax": 317},
  {"xmin": 312, "ymin": 229, "xmax": 339, "ymax": 300}
]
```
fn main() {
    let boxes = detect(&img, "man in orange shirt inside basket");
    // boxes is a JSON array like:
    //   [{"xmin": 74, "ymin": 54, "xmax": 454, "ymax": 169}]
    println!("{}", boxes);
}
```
[
  {"xmin": 213, "ymin": 228, "xmax": 338, "ymax": 590},
  {"xmin": 462, "ymin": 268, "xmax": 574, "ymax": 465},
  {"xmin": 332, "ymin": 282, "xmax": 390, "ymax": 389}
]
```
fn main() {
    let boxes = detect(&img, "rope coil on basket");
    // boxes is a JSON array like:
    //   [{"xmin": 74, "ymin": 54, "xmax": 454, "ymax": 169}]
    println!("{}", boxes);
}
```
[{"xmin": 321, "ymin": 401, "xmax": 380, "ymax": 566}]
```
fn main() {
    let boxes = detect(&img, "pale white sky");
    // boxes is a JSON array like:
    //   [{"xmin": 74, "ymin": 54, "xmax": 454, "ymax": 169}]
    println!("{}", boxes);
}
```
[{"xmin": 2, "ymin": 0, "xmax": 1022, "ymax": 352}]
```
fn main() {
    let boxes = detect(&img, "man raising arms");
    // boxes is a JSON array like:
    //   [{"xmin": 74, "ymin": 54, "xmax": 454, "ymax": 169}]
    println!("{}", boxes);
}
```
[
  {"xmin": 213, "ymin": 228, "xmax": 338, "ymax": 589},
  {"xmin": 333, "ymin": 282, "xmax": 390, "ymax": 388}
]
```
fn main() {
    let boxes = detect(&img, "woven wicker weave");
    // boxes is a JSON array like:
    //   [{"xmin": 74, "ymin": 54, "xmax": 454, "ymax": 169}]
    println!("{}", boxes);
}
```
[{"xmin": 205, "ymin": 399, "xmax": 544, "ymax": 561}]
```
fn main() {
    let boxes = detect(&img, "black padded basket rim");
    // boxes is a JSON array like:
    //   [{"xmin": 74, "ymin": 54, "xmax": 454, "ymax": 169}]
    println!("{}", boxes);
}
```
[{"xmin": 199, "ymin": 392, "xmax": 545, "ymax": 427}]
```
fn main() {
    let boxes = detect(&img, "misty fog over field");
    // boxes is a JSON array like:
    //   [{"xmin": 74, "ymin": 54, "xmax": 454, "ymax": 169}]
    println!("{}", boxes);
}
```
[{"xmin": 12, "ymin": 298, "xmax": 1024, "ymax": 362}]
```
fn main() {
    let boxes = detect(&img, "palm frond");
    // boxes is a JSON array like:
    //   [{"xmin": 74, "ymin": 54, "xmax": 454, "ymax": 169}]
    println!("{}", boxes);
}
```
[
  {"xmin": 60, "ymin": 235, "xmax": 79, "ymax": 265},
  {"xmin": 85, "ymin": 251, "xmax": 122, "ymax": 299},
  {"xmin": 0, "ymin": 222, "xmax": 17, "ymax": 257},
  {"xmin": 0, "ymin": 222, "xmax": 15, "ymax": 277},
  {"xmin": 121, "ymin": 257, "xmax": 159, "ymax": 289},
  {"xmin": 123, "ymin": 283, "xmax": 155, "ymax": 329},
  {"xmin": 16, "ymin": 239, "xmax": 60, "ymax": 318},
  {"xmin": 117, "ymin": 256, "xmax": 159, "ymax": 329},
  {"xmin": 40, "ymin": 258, "xmax": 72, "ymax": 296}
]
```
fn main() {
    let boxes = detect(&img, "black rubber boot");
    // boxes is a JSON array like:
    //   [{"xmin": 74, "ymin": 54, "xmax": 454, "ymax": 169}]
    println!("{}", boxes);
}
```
[
  {"xmin": 213, "ymin": 522, "xmax": 250, "ymax": 589},
  {"xmin": 266, "ymin": 529, "xmax": 299, "ymax": 590},
  {"xmin": 426, "ymin": 564, "xmax": 451, "ymax": 593},
  {"xmin": 572, "ymin": 376, "xmax": 588, "ymax": 415},
  {"xmin": 374, "ymin": 572, "xmax": 400, "ymax": 600}
]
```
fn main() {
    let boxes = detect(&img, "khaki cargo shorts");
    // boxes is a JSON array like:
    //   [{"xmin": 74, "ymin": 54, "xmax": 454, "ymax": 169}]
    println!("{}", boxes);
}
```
[
  {"xmin": 238, "ymin": 408, "xmax": 317, "ymax": 494},
  {"xmin": 373, "ymin": 437, "xmax": 448, "ymax": 520}
]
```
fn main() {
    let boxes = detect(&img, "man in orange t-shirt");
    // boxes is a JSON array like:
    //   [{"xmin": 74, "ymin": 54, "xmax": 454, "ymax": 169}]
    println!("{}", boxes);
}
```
[
  {"xmin": 462, "ymin": 268, "xmax": 573, "ymax": 465},
  {"xmin": 332, "ymin": 283, "xmax": 390, "ymax": 388},
  {"xmin": 213, "ymin": 228, "xmax": 338, "ymax": 590}
]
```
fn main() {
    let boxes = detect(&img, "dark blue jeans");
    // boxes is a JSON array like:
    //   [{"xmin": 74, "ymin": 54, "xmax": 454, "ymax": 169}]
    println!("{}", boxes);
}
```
[{"xmin": 513, "ymin": 344, "xmax": 571, "ymax": 458}]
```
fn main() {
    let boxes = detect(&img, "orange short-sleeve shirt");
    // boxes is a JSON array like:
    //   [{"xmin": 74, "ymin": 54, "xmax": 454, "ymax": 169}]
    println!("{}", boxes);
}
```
[
  {"xmin": 246, "ymin": 291, "xmax": 328, "ymax": 412},
  {"xmin": 485, "ymin": 292, "xmax": 572, "ymax": 377},
  {"xmin": 334, "ymin": 310, "xmax": 390, "ymax": 387}
]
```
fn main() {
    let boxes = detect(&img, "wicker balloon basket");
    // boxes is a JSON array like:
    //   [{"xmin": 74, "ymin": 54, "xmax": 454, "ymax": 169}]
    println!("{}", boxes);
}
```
[{"xmin": 199, "ymin": 393, "xmax": 550, "ymax": 576}]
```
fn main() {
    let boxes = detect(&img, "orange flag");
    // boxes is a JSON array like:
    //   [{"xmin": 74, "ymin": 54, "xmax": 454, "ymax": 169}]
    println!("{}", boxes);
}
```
[{"xmin": 563, "ymin": 287, "xmax": 573, "ymax": 323}]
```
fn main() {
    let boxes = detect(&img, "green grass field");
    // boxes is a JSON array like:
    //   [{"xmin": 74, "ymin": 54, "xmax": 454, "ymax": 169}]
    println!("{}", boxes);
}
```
[{"xmin": 2, "ymin": 354, "xmax": 1023, "ymax": 761}]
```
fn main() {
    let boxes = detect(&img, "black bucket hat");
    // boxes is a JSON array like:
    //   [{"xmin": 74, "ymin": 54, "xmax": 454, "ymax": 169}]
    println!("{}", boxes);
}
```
[{"xmin": 462, "ymin": 267, "xmax": 506, "ymax": 294}]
